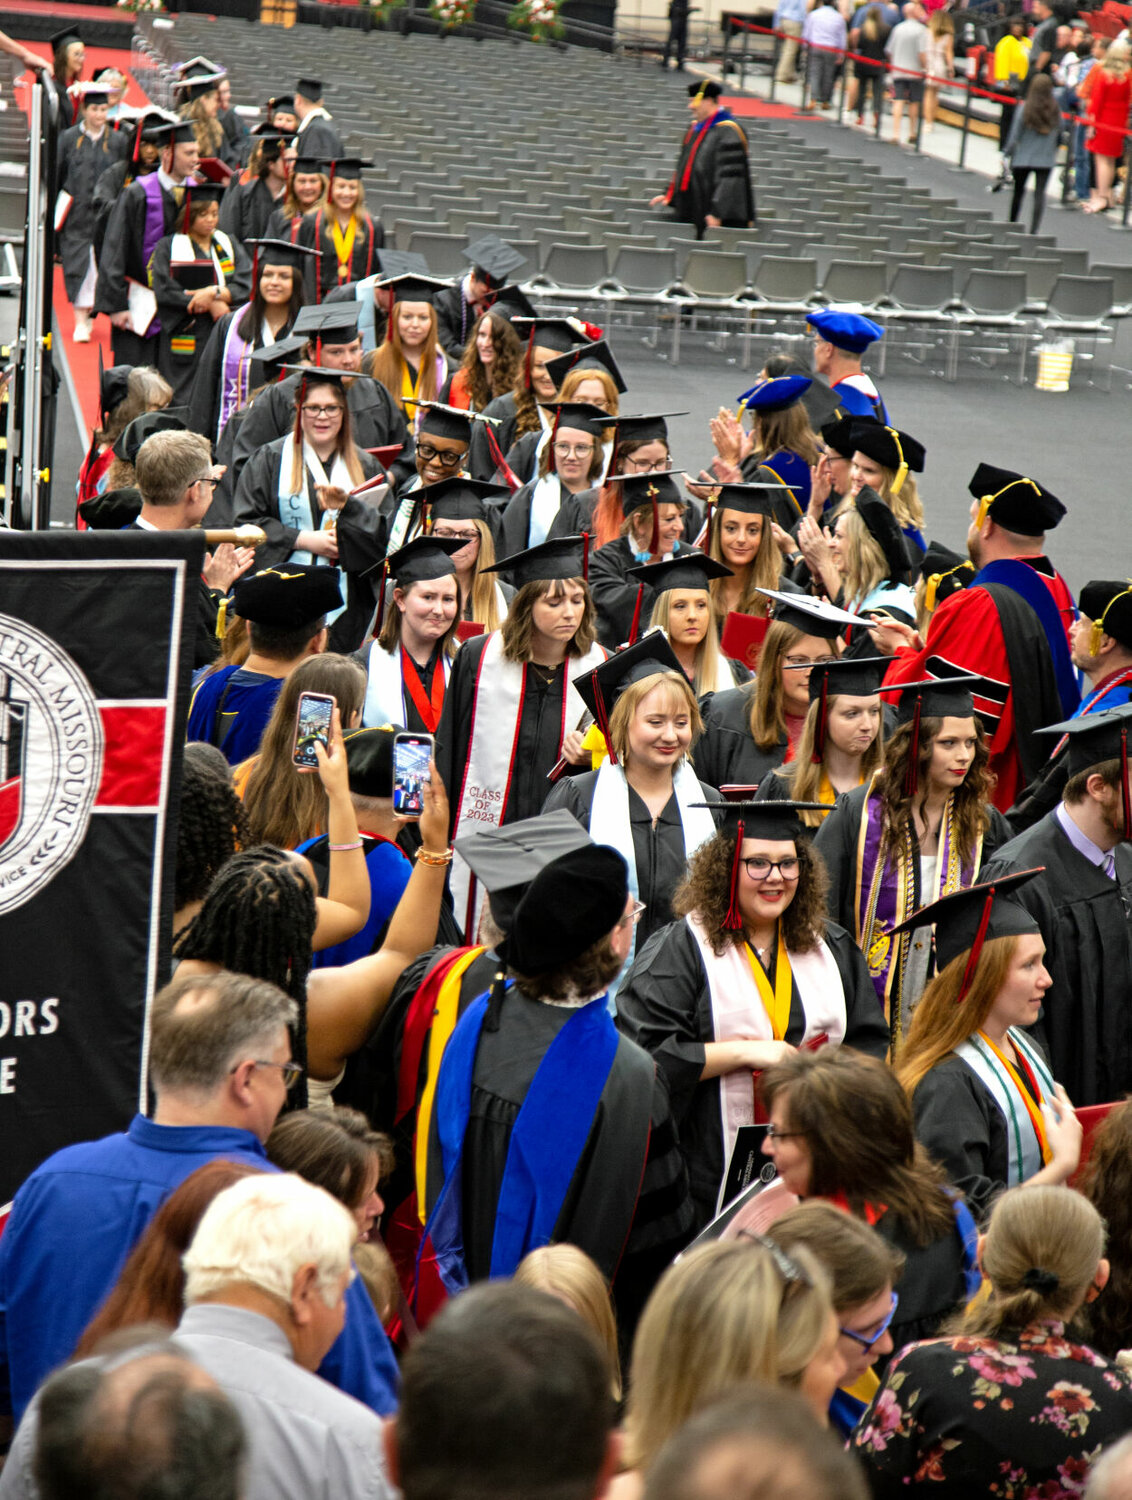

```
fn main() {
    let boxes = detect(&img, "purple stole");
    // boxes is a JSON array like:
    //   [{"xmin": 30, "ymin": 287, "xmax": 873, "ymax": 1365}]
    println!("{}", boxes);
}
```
[
  {"xmin": 217, "ymin": 308, "xmax": 253, "ymax": 440},
  {"xmin": 139, "ymin": 173, "xmax": 170, "ymax": 337},
  {"xmin": 854, "ymin": 773, "xmax": 982, "ymax": 1040}
]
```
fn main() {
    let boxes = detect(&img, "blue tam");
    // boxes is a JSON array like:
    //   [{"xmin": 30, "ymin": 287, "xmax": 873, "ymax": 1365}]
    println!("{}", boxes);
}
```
[
  {"xmin": 806, "ymin": 309, "xmax": 884, "ymax": 353},
  {"xmin": 736, "ymin": 374, "xmax": 812, "ymax": 414}
]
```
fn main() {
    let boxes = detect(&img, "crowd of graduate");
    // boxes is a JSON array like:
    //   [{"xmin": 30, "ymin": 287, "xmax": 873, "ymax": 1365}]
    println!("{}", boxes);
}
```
[{"xmin": 8, "ymin": 33, "xmax": 1132, "ymax": 1500}]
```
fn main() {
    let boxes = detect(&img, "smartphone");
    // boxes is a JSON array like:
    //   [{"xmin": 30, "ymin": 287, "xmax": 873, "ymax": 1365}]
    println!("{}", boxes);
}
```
[
  {"xmin": 292, "ymin": 692, "xmax": 335, "ymax": 769},
  {"xmin": 392, "ymin": 731, "xmax": 433, "ymax": 819}
]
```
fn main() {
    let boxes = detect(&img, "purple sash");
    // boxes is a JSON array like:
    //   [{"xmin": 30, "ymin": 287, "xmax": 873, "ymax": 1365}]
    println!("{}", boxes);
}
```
[
  {"xmin": 216, "ymin": 307, "xmax": 253, "ymax": 440},
  {"xmin": 854, "ymin": 774, "xmax": 982, "ymax": 1037},
  {"xmin": 140, "ymin": 173, "xmax": 169, "ymax": 337}
]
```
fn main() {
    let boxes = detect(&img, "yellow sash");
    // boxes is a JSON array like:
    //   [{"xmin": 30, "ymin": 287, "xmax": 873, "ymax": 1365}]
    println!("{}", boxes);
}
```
[
  {"xmin": 976, "ymin": 1029, "xmax": 1052, "ymax": 1166},
  {"xmin": 330, "ymin": 213, "xmax": 357, "ymax": 280},
  {"xmin": 744, "ymin": 928, "xmax": 792, "ymax": 1039},
  {"xmin": 414, "ymin": 946, "xmax": 487, "ymax": 1221}
]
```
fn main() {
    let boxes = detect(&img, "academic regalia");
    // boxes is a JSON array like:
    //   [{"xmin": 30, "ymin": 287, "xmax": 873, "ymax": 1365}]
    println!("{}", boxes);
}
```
[
  {"xmin": 617, "ymin": 914, "xmax": 888, "ymax": 1232},
  {"xmin": 149, "ymin": 224, "xmax": 252, "ymax": 406},
  {"xmin": 218, "ymin": 105, "xmax": 251, "ymax": 166},
  {"xmin": 91, "ymin": 155, "xmax": 139, "ymax": 260},
  {"xmin": 743, "ymin": 448, "xmax": 811, "ymax": 513},
  {"xmin": 219, "ymin": 174, "xmax": 285, "ymax": 244},
  {"xmin": 95, "ymin": 173, "xmax": 183, "ymax": 366},
  {"xmin": 299, "ymin": 830, "xmax": 413, "ymax": 967},
  {"xmin": 499, "ymin": 476, "xmax": 580, "ymax": 555},
  {"xmin": 264, "ymin": 206, "xmax": 307, "ymax": 244},
  {"xmin": 294, "ymin": 110, "xmax": 344, "ymax": 161},
  {"xmin": 189, "ymin": 307, "xmax": 296, "ymax": 445},
  {"xmin": 433, "ymin": 279, "xmax": 485, "ymax": 365},
  {"xmin": 434, "ymin": 238, "xmax": 531, "ymax": 363},
  {"xmin": 665, "ymin": 96, "xmax": 755, "ymax": 235},
  {"xmin": 467, "ymin": 393, "xmax": 521, "ymax": 480},
  {"xmin": 693, "ymin": 682, "xmax": 788, "ymax": 789},
  {"xmin": 297, "ymin": 206, "xmax": 383, "ymax": 301},
  {"xmin": 590, "ymin": 536, "xmax": 658, "ymax": 648},
  {"xmin": 804, "ymin": 311, "xmax": 888, "ymax": 422},
  {"xmin": 543, "ymin": 770, "xmax": 723, "ymax": 945},
  {"xmin": 360, "ymin": 641, "xmax": 452, "ymax": 733},
  {"xmin": 57, "ymin": 122, "xmax": 130, "ymax": 302},
  {"xmin": 502, "ymin": 429, "xmax": 545, "ymax": 488},
  {"xmin": 186, "ymin": 666, "xmax": 284, "ymax": 764}
]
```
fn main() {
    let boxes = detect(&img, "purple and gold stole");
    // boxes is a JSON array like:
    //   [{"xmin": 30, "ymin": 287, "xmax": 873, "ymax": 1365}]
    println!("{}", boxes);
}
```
[
  {"xmin": 217, "ymin": 308, "xmax": 253, "ymax": 440},
  {"xmin": 853, "ymin": 772, "xmax": 982, "ymax": 1042},
  {"xmin": 139, "ymin": 173, "xmax": 169, "ymax": 337}
]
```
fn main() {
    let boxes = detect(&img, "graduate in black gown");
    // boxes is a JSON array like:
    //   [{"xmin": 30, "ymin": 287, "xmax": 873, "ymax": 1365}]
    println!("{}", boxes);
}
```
[
  {"xmin": 544, "ymin": 633, "xmax": 723, "ymax": 949},
  {"xmin": 297, "ymin": 157, "xmax": 383, "ymax": 302},
  {"xmin": 432, "ymin": 235, "xmax": 530, "ymax": 365},
  {"xmin": 979, "ymin": 704, "xmax": 1132, "ymax": 1106},
  {"xmin": 435, "ymin": 536, "xmax": 607, "ymax": 939},
  {"xmin": 617, "ymin": 799, "xmax": 888, "ymax": 1233},
  {"xmin": 498, "ymin": 401, "xmax": 609, "ymax": 556},
  {"xmin": 418, "ymin": 843, "xmax": 693, "ymax": 1310},
  {"xmin": 292, "ymin": 77, "xmax": 345, "ymax": 161},
  {"xmin": 219, "ymin": 124, "xmax": 289, "ymax": 245},
  {"xmin": 895, "ymin": 872, "xmax": 1082, "ymax": 1223},
  {"xmin": 588, "ymin": 470, "xmax": 695, "ymax": 649},
  {"xmin": 57, "ymin": 81, "xmax": 129, "ymax": 342}
]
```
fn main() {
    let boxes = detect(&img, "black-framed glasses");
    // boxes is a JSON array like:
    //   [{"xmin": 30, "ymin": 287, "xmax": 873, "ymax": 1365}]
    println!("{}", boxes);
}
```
[
  {"xmin": 432, "ymin": 526, "xmax": 479, "ymax": 543},
  {"xmin": 417, "ymin": 442, "xmax": 464, "ymax": 469},
  {"xmin": 231, "ymin": 1058, "xmax": 304, "ymax": 1092},
  {"xmin": 839, "ymin": 1291, "xmax": 899, "ymax": 1350},
  {"xmin": 622, "ymin": 453, "xmax": 674, "ymax": 473},
  {"xmin": 736, "ymin": 1231, "xmax": 813, "ymax": 1286},
  {"xmin": 742, "ymin": 857, "xmax": 800, "ymax": 882},
  {"xmin": 195, "ymin": 474, "xmax": 219, "ymax": 488}
]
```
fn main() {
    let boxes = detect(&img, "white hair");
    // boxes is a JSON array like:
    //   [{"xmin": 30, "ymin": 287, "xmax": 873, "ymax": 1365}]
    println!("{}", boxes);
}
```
[
  {"xmin": 182, "ymin": 1173, "xmax": 354, "ymax": 1309},
  {"xmin": 1086, "ymin": 1435, "xmax": 1132, "ymax": 1500}
]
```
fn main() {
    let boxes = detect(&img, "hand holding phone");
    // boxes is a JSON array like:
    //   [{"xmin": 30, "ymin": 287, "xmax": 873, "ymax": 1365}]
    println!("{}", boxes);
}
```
[
  {"xmin": 392, "ymin": 732, "xmax": 434, "ymax": 819},
  {"xmin": 293, "ymin": 692, "xmax": 335, "ymax": 770}
]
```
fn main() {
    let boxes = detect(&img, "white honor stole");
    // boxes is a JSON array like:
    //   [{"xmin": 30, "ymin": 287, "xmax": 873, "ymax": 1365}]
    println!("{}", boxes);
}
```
[
  {"xmin": 450, "ymin": 630, "xmax": 606, "ymax": 937},
  {"xmin": 276, "ymin": 436, "xmax": 352, "ymax": 624},
  {"xmin": 528, "ymin": 475, "xmax": 564, "ymax": 550},
  {"xmin": 686, "ymin": 914, "xmax": 847, "ymax": 1213},
  {"xmin": 954, "ymin": 1028, "xmax": 1056, "ymax": 1186},
  {"xmin": 170, "ymin": 230, "xmax": 231, "ymax": 293},
  {"xmin": 361, "ymin": 639, "xmax": 452, "ymax": 728},
  {"xmin": 386, "ymin": 474, "xmax": 425, "ymax": 557}
]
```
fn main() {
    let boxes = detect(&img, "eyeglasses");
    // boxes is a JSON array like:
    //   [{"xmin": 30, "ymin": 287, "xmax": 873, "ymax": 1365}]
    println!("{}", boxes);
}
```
[
  {"xmin": 783, "ymin": 655, "xmax": 839, "ymax": 669},
  {"xmin": 195, "ymin": 474, "xmax": 219, "ymax": 488},
  {"xmin": 417, "ymin": 442, "xmax": 464, "ymax": 469},
  {"xmin": 736, "ymin": 1231, "xmax": 813, "ymax": 1286},
  {"xmin": 231, "ymin": 1058, "xmax": 305, "ymax": 1091},
  {"xmin": 742, "ymin": 857, "xmax": 800, "ymax": 882},
  {"xmin": 553, "ymin": 443, "xmax": 595, "ymax": 459},
  {"xmin": 301, "ymin": 404, "xmax": 343, "ymax": 418},
  {"xmin": 432, "ymin": 527, "xmax": 479, "ymax": 543},
  {"xmin": 618, "ymin": 899, "xmax": 647, "ymax": 929},
  {"xmin": 839, "ymin": 1291, "xmax": 899, "ymax": 1350},
  {"xmin": 763, "ymin": 1122, "xmax": 809, "ymax": 1141},
  {"xmin": 622, "ymin": 454, "xmax": 673, "ymax": 473}
]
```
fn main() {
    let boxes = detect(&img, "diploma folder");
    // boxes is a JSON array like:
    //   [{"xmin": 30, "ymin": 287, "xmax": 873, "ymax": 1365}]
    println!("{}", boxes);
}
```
[{"xmin": 172, "ymin": 259, "xmax": 218, "ymax": 292}]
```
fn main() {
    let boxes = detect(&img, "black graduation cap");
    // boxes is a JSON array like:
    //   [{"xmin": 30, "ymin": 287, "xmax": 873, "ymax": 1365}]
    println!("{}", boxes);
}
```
[
  {"xmin": 78, "ymin": 487, "xmax": 142, "ymax": 531},
  {"xmin": 465, "ymin": 235, "xmax": 527, "ymax": 286},
  {"xmin": 77, "ymin": 81, "xmax": 115, "ymax": 103},
  {"xmin": 541, "ymin": 400, "xmax": 609, "ymax": 445},
  {"xmin": 688, "ymin": 78, "xmax": 723, "ymax": 100},
  {"xmin": 377, "ymin": 273, "xmax": 450, "ymax": 306},
  {"xmin": 574, "ymin": 632, "xmax": 687, "ymax": 764},
  {"xmin": 417, "ymin": 401, "xmax": 477, "ymax": 445},
  {"xmin": 293, "ymin": 303, "xmax": 361, "ymax": 348},
  {"xmin": 266, "ymin": 93, "xmax": 296, "ymax": 115},
  {"xmin": 456, "ymin": 810, "xmax": 598, "ymax": 934},
  {"xmin": 499, "ymin": 844, "xmax": 629, "ymax": 976},
  {"xmin": 1080, "ymin": 581, "xmax": 1132, "ymax": 652},
  {"xmin": 112, "ymin": 409, "xmax": 189, "ymax": 465},
  {"xmin": 626, "ymin": 551, "xmax": 732, "ymax": 595},
  {"xmin": 487, "ymin": 285, "xmax": 537, "ymax": 324},
  {"xmin": 543, "ymin": 340, "xmax": 628, "ymax": 397},
  {"xmin": 375, "ymin": 248, "xmax": 431, "ymax": 279},
  {"xmin": 251, "ymin": 334, "xmax": 308, "ymax": 384},
  {"xmin": 880, "ymin": 674, "xmax": 983, "ymax": 797},
  {"xmin": 291, "ymin": 153, "xmax": 328, "ymax": 176},
  {"xmin": 848, "ymin": 420, "xmax": 925, "ymax": 495},
  {"xmin": 143, "ymin": 119, "xmax": 196, "ymax": 148},
  {"xmin": 920, "ymin": 540, "xmax": 975, "ymax": 613},
  {"xmin": 689, "ymin": 800, "xmax": 830, "ymax": 931},
  {"xmin": 324, "ymin": 157, "xmax": 366, "ymax": 182},
  {"xmin": 755, "ymin": 588, "xmax": 860, "ymax": 641},
  {"xmin": 1036, "ymin": 703, "xmax": 1132, "ymax": 837},
  {"xmin": 174, "ymin": 55, "xmax": 224, "ymax": 78},
  {"xmin": 888, "ymin": 868, "xmax": 1045, "ymax": 999},
  {"xmin": 607, "ymin": 471, "xmax": 686, "ymax": 516},
  {"xmin": 295, "ymin": 77, "xmax": 323, "ymax": 101},
  {"xmin": 710, "ymin": 481, "xmax": 801, "ymax": 518},
  {"xmin": 99, "ymin": 361, "xmax": 132, "ymax": 423},
  {"xmin": 246, "ymin": 237, "xmax": 320, "ymax": 275},
  {"xmin": 613, "ymin": 412, "xmax": 684, "ymax": 447},
  {"xmin": 279, "ymin": 365, "xmax": 351, "ymax": 395},
  {"xmin": 50, "ymin": 27, "xmax": 82, "ymax": 53},
  {"xmin": 179, "ymin": 181, "xmax": 226, "ymax": 227},
  {"xmin": 250, "ymin": 124, "xmax": 287, "ymax": 160},
  {"xmin": 423, "ymin": 476, "xmax": 509, "ymax": 524},
  {"xmin": 485, "ymin": 535, "xmax": 591, "ymax": 590},
  {"xmin": 511, "ymin": 316, "xmax": 592, "ymax": 356},
  {"xmin": 820, "ymin": 415, "xmax": 856, "ymax": 461},
  {"xmin": 343, "ymin": 725, "xmax": 399, "ymax": 799},
  {"xmin": 232, "ymin": 564, "xmax": 343, "ymax": 627},
  {"xmin": 386, "ymin": 535, "xmax": 464, "ymax": 585},
  {"xmin": 968, "ymin": 463, "xmax": 1066, "ymax": 535},
  {"xmin": 800, "ymin": 377, "xmax": 843, "ymax": 432},
  {"xmin": 805, "ymin": 656, "xmax": 889, "ymax": 763},
  {"xmin": 172, "ymin": 73, "xmax": 225, "ymax": 102},
  {"xmin": 855, "ymin": 487, "xmax": 912, "ymax": 582}
]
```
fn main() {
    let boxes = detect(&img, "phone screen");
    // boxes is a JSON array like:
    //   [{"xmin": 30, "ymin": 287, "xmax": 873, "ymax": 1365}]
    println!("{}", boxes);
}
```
[
  {"xmin": 293, "ymin": 693, "xmax": 334, "ymax": 769},
  {"xmin": 392, "ymin": 733, "xmax": 433, "ymax": 818}
]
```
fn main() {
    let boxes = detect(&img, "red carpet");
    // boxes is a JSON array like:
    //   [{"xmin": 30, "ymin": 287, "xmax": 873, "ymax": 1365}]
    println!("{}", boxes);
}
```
[
  {"xmin": 724, "ymin": 96, "xmax": 803, "ymax": 119},
  {"xmin": 54, "ymin": 264, "xmax": 113, "ymax": 437},
  {"xmin": 0, "ymin": 0, "xmax": 133, "ymax": 24}
]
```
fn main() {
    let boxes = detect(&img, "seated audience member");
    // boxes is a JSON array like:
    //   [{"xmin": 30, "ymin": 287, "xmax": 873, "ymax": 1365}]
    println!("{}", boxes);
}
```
[
  {"xmin": 7, "ymin": 1340, "xmax": 245, "ymax": 1500},
  {"xmin": 642, "ymin": 1387, "xmax": 869, "ymax": 1500},
  {"xmin": 772, "ymin": 1203, "xmax": 905, "ymax": 1437},
  {"xmin": 174, "ymin": 743, "xmax": 251, "ymax": 935},
  {"xmin": 1079, "ymin": 1101, "xmax": 1132, "ymax": 1360},
  {"xmin": 622, "ymin": 1237, "xmax": 845, "ymax": 1494},
  {"xmin": 186, "ymin": 564, "xmax": 340, "ymax": 765},
  {"xmin": 896, "ymin": 873, "xmax": 1082, "ymax": 1220},
  {"xmin": 759, "ymin": 1049, "xmax": 981, "ymax": 1353},
  {"xmin": 617, "ymin": 801, "xmax": 887, "ymax": 1234},
  {"xmin": 385, "ymin": 1283, "xmax": 618, "ymax": 1500},
  {"xmin": 515, "ymin": 1245, "xmax": 623, "ymax": 1401},
  {"xmin": 853, "ymin": 1186, "xmax": 1132, "ymax": 1497}
]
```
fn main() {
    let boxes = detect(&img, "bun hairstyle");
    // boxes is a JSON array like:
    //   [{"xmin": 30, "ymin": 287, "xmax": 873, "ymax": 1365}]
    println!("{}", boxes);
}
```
[{"xmin": 958, "ymin": 1185, "xmax": 1106, "ymax": 1339}]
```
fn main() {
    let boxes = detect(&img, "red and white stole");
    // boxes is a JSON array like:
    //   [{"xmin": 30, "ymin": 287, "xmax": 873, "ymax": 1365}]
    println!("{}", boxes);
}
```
[{"xmin": 450, "ymin": 630, "xmax": 605, "ymax": 937}]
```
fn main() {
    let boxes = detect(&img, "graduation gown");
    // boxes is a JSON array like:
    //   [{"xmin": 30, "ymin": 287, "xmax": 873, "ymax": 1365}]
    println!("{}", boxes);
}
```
[
  {"xmin": 189, "ymin": 307, "xmax": 296, "ymax": 446},
  {"xmin": 57, "ymin": 124, "xmax": 129, "ymax": 300},
  {"xmin": 264, "ymin": 206, "xmax": 306, "ymax": 244},
  {"xmin": 297, "ymin": 208, "xmax": 383, "ymax": 300},
  {"xmin": 616, "ymin": 917, "xmax": 888, "ymax": 1232},
  {"xmin": 980, "ymin": 811, "xmax": 1132, "ymax": 1106},
  {"xmin": 692, "ymin": 681, "xmax": 788, "ymax": 790},
  {"xmin": 883, "ymin": 558, "xmax": 1077, "ymax": 813},
  {"xmin": 548, "ymin": 491, "xmax": 704, "ymax": 546},
  {"xmin": 185, "ymin": 665, "xmax": 284, "ymax": 765},
  {"xmin": 467, "ymin": 392, "xmax": 520, "ymax": 481},
  {"xmin": 218, "ymin": 106, "xmax": 251, "ymax": 166},
  {"xmin": 667, "ymin": 107, "xmax": 755, "ymax": 234},
  {"xmin": 149, "ymin": 230, "xmax": 253, "ymax": 406},
  {"xmin": 232, "ymin": 437, "xmax": 385, "ymax": 652},
  {"xmin": 543, "ymin": 771, "xmax": 724, "ymax": 946},
  {"xmin": 433, "ymin": 280, "xmax": 484, "ymax": 364},
  {"xmin": 294, "ymin": 111, "xmax": 345, "ymax": 160},
  {"xmin": 95, "ymin": 174, "xmax": 181, "ymax": 365},
  {"xmin": 219, "ymin": 174, "xmax": 286, "ymax": 244},
  {"xmin": 90, "ymin": 156, "xmax": 138, "ymax": 261}
]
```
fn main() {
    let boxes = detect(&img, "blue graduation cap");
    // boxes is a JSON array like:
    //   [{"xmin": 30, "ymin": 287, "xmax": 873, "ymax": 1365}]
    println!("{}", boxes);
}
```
[
  {"xmin": 736, "ymin": 374, "xmax": 812, "ymax": 415},
  {"xmin": 806, "ymin": 309, "xmax": 884, "ymax": 354}
]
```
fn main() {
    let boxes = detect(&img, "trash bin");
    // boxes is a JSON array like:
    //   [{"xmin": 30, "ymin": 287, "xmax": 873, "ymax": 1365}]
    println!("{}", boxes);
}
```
[{"xmin": 1035, "ymin": 339, "xmax": 1075, "ymax": 392}]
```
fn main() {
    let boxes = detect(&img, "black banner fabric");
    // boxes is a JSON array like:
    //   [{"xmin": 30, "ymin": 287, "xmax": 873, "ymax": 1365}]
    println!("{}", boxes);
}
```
[{"xmin": 0, "ymin": 532, "xmax": 202, "ymax": 1205}]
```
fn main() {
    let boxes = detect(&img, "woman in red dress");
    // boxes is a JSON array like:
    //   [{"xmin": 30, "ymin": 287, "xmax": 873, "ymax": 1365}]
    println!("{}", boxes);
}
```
[{"xmin": 1085, "ymin": 43, "xmax": 1132, "ymax": 213}]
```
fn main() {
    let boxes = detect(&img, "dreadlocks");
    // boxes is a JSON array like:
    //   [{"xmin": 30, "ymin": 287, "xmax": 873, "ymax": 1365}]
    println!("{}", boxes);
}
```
[
  {"xmin": 176, "ymin": 746, "xmax": 252, "ymax": 909},
  {"xmin": 173, "ymin": 846, "xmax": 317, "ymax": 1109}
]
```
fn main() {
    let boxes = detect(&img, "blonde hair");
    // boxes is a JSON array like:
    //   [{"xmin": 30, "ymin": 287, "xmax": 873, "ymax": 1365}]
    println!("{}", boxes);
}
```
[
  {"xmin": 708, "ymin": 507, "xmax": 784, "ymax": 624},
  {"xmin": 515, "ymin": 1245, "xmax": 622, "ymax": 1400},
  {"xmin": 843, "ymin": 465, "xmax": 924, "ymax": 535},
  {"xmin": 959, "ymin": 1185, "xmax": 1106, "ymax": 1338},
  {"xmin": 460, "ymin": 518, "xmax": 506, "ymax": 633},
  {"xmin": 834, "ymin": 506, "xmax": 888, "ymax": 609},
  {"xmin": 328, "ymin": 176, "xmax": 367, "ymax": 214},
  {"xmin": 772, "ymin": 1203, "xmax": 904, "ymax": 1315},
  {"xmin": 367, "ymin": 303, "xmax": 444, "ymax": 413},
  {"xmin": 928, "ymin": 9, "xmax": 954, "ymax": 35},
  {"xmin": 769, "ymin": 691, "xmax": 883, "ymax": 823},
  {"xmin": 180, "ymin": 95, "xmax": 223, "ymax": 158},
  {"xmin": 608, "ymin": 670, "xmax": 703, "ymax": 765},
  {"xmin": 288, "ymin": 379, "xmax": 365, "ymax": 493},
  {"xmin": 282, "ymin": 169, "xmax": 327, "ymax": 219},
  {"xmin": 624, "ymin": 1239, "xmax": 833, "ymax": 1472},
  {"xmin": 649, "ymin": 590, "xmax": 726, "ymax": 698},
  {"xmin": 1105, "ymin": 41, "xmax": 1130, "ymax": 72}
]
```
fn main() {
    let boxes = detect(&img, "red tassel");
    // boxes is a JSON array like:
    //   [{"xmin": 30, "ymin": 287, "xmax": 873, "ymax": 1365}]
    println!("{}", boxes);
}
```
[
  {"xmin": 1122, "ymin": 728, "xmax": 1131, "ymax": 842},
  {"xmin": 485, "ymin": 425, "xmax": 521, "ymax": 494},
  {"xmin": 252, "ymin": 245, "xmax": 260, "ymax": 288},
  {"xmin": 628, "ymin": 584, "xmax": 644, "ymax": 647},
  {"xmin": 594, "ymin": 690, "xmax": 618, "ymax": 767},
  {"xmin": 582, "ymin": 531, "xmax": 591, "ymax": 583},
  {"xmin": 373, "ymin": 560, "xmax": 390, "ymax": 637},
  {"xmin": 812, "ymin": 672, "xmax": 828, "ymax": 765},
  {"xmin": 524, "ymin": 331, "xmax": 535, "ymax": 392},
  {"xmin": 903, "ymin": 697, "xmax": 922, "ymax": 799},
  {"xmin": 957, "ymin": 888, "xmax": 995, "ymax": 1004},
  {"xmin": 723, "ymin": 819, "xmax": 745, "ymax": 931}
]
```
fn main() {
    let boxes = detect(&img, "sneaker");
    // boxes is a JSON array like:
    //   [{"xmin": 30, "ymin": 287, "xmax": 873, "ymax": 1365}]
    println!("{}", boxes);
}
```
[{"xmin": 72, "ymin": 311, "xmax": 92, "ymax": 343}]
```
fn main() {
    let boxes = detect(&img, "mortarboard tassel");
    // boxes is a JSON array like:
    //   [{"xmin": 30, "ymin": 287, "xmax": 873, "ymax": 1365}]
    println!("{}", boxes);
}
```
[
  {"xmin": 485, "ymin": 970, "xmax": 508, "ymax": 1032},
  {"xmin": 485, "ymin": 424, "xmax": 521, "ymax": 493},
  {"xmin": 885, "ymin": 428, "xmax": 908, "ymax": 497},
  {"xmin": 214, "ymin": 595, "xmax": 228, "ymax": 641},
  {"xmin": 372, "ymin": 559, "xmax": 390, "ymax": 637},
  {"xmin": 647, "ymin": 483, "xmax": 661, "ymax": 557},
  {"xmin": 593, "ymin": 688, "xmax": 618, "ymax": 768},
  {"xmin": 722, "ymin": 819, "xmax": 746, "ymax": 932},
  {"xmin": 581, "ymin": 530, "xmax": 591, "ymax": 583},
  {"xmin": 957, "ymin": 888, "xmax": 995, "ymax": 1005},
  {"xmin": 1122, "ymin": 727, "xmax": 1131, "ymax": 842},
  {"xmin": 627, "ymin": 583, "xmax": 645, "ymax": 648},
  {"xmin": 1091, "ymin": 583, "xmax": 1132, "ymax": 657},
  {"xmin": 924, "ymin": 573, "xmax": 942, "ymax": 613},
  {"xmin": 903, "ymin": 695, "xmax": 922, "ymax": 798},
  {"xmin": 812, "ymin": 670, "xmax": 828, "ymax": 766},
  {"xmin": 547, "ymin": 409, "xmax": 563, "ymax": 475},
  {"xmin": 974, "ymin": 476, "xmax": 1040, "ymax": 533}
]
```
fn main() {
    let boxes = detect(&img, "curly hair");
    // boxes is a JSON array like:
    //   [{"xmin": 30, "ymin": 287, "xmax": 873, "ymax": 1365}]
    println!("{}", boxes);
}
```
[
  {"xmin": 458, "ymin": 311, "xmax": 522, "ymax": 410},
  {"xmin": 673, "ymin": 830, "xmax": 829, "ymax": 956},
  {"xmin": 176, "ymin": 744, "xmax": 251, "ymax": 909},
  {"xmin": 874, "ymin": 717, "xmax": 995, "ymax": 868},
  {"xmin": 172, "ymin": 845, "xmax": 316, "ymax": 1109},
  {"xmin": 1079, "ymin": 1101, "xmax": 1132, "ymax": 1358}
]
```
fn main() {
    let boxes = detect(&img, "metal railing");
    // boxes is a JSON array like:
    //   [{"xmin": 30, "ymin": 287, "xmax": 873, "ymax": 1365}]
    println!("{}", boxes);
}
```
[{"xmin": 3, "ymin": 73, "xmax": 61, "ymax": 532}]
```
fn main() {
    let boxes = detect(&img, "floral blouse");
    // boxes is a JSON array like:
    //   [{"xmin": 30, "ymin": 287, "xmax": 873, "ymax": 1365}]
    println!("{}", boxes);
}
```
[{"xmin": 852, "ymin": 1320, "xmax": 1132, "ymax": 1498}]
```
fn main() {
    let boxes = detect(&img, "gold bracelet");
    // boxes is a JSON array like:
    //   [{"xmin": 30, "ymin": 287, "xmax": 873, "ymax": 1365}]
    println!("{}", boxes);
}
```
[{"xmin": 416, "ymin": 846, "xmax": 454, "ymax": 867}]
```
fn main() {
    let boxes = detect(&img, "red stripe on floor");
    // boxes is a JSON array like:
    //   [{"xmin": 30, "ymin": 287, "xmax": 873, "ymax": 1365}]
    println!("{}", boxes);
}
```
[{"xmin": 723, "ymin": 96, "xmax": 803, "ymax": 118}]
